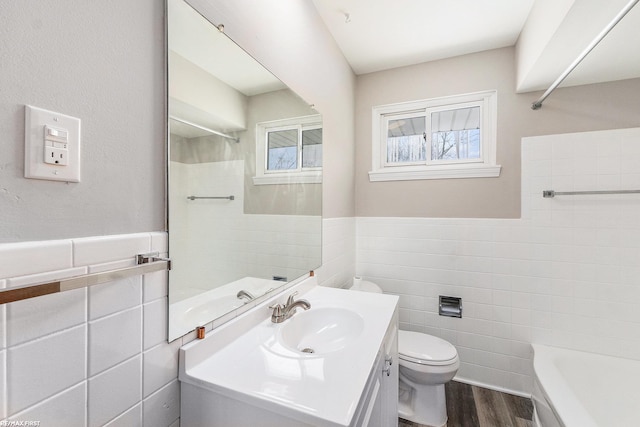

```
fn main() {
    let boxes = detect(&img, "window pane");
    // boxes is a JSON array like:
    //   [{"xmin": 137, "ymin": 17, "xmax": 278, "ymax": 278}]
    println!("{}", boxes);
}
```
[
  {"xmin": 268, "ymin": 129, "xmax": 298, "ymax": 170},
  {"xmin": 302, "ymin": 128, "xmax": 322, "ymax": 168},
  {"xmin": 386, "ymin": 116, "xmax": 426, "ymax": 163},
  {"xmin": 431, "ymin": 106, "xmax": 480, "ymax": 161}
]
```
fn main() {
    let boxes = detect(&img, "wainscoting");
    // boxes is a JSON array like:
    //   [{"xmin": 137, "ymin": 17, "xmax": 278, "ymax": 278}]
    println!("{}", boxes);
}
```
[{"xmin": 358, "ymin": 127, "xmax": 640, "ymax": 395}]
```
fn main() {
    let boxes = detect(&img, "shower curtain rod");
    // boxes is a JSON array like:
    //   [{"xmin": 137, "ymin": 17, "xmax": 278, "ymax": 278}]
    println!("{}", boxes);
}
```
[
  {"xmin": 170, "ymin": 116, "xmax": 240, "ymax": 143},
  {"xmin": 531, "ymin": 0, "xmax": 639, "ymax": 110}
]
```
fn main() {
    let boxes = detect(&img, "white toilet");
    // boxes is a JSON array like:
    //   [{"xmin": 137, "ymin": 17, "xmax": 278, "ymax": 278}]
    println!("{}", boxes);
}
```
[{"xmin": 350, "ymin": 279, "xmax": 459, "ymax": 427}]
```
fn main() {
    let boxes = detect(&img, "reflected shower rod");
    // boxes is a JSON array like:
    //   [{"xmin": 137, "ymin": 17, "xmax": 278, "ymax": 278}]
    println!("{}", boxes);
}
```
[{"xmin": 170, "ymin": 116, "xmax": 239, "ymax": 143}]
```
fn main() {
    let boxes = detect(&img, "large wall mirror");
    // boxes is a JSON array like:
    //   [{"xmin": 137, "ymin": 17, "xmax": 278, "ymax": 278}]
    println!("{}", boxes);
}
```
[{"xmin": 167, "ymin": 0, "xmax": 322, "ymax": 340}]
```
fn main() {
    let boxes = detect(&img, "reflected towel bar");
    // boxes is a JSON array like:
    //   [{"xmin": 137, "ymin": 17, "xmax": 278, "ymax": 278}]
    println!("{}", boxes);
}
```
[
  {"xmin": 0, "ymin": 252, "xmax": 171, "ymax": 305},
  {"xmin": 543, "ymin": 189, "xmax": 640, "ymax": 198},
  {"xmin": 187, "ymin": 195, "xmax": 235, "ymax": 201}
]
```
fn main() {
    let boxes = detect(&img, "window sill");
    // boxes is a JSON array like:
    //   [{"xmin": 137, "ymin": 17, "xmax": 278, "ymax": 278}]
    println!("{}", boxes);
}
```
[
  {"xmin": 253, "ymin": 172, "xmax": 322, "ymax": 185},
  {"xmin": 368, "ymin": 164, "xmax": 501, "ymax": 182}
]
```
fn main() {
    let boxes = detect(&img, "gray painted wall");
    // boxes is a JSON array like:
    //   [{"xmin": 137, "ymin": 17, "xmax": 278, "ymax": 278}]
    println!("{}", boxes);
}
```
[
  {"xmin": 1, "ymin": 0, "xmax": 355, "ymax": 243},
  {"xmin": 186, "ymin": 0, "xmax": 357, "ymax": 219},
  {"xmin": 0, "ymin": 0, "xmax": 166, "ymax": 242},
  {"xmin": 171, "ymin": 89, "xmax": 321, "ymax": 216},
  {"xmin": 355, "ymin": 47, "xmax": 640, "ymax": 218}
]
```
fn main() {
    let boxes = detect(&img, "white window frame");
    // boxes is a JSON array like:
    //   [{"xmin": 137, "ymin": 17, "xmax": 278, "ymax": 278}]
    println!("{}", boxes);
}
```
[
  {"xmin": 369, "ymin": 90, "xmax": 501, "ymax": 182},
  {"xmin": 253, "ymin": 114, "xmax": 322, "ymax": 185}
]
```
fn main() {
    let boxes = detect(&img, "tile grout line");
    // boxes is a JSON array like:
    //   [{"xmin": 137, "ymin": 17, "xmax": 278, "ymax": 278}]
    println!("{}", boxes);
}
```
[
  {"xmin": 84, "ymin": 268, "xmax": 90, "ymax": 427},
  {"xmin": 140, "ymin": 276, "xmax": 146, "ymax": 427}
]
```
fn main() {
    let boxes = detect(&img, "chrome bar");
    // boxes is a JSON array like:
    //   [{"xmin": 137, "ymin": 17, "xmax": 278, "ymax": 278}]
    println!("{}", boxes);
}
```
[
  {"xmin": 187, "ymin": 195, "xmax": 235, "ymax": 201},
  {"xmin": 531, "ymin": 0, "xmax": 639, "ymax": 110},
  {"xmin": 169, "ymin": 116, "xmax": 239, "ymax": 143},
  {"xmin": 543, "ymin": 189, "xmax": 640, "ymax": 198},
  {"xmin": 0, "ymin": 255, "xmax": 170, "ymax": 305}
]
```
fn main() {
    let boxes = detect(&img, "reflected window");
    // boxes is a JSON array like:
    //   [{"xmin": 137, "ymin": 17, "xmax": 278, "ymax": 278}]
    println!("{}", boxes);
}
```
[
  {"xmin": 267, "ymin": 128, "xmax": 298, "ymax": 170},
  {"xmin": 255, "ymin": 115, "xmax": 322, "ymax": 185},
  {"xmin": 302, "ymin": 127, "xmax": 323, "ymax": 168}
]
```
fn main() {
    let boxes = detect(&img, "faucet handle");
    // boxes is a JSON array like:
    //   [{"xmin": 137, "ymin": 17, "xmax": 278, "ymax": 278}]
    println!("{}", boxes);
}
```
[
  {"xmin": 286, "ymin": 291, "xmax": 298, "ymax": 306},
  {"xmin": 269, "ymin": 303, "xmax": 284, "ymax": 323}
]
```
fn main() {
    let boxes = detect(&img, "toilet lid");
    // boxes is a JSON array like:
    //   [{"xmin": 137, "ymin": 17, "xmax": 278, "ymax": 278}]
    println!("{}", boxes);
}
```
[{"xmin": 398, "ymin": 330, "xmax": 458, "ymax": 366}]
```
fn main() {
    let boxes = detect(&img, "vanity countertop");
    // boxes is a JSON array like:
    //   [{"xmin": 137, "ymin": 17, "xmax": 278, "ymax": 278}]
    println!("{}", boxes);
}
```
[{"xmin": 179, "ymin": 281, "xmax": 398, "ymax": 427}]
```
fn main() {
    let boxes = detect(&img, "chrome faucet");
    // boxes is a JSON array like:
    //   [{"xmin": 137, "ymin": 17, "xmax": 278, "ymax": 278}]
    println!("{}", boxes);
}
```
[
  {"xmin": 270, "ymin": 291, "xmax": 311, "ymax": 323},
  {"xmin": 236, "ymin": 289, "xmax": 255, "ymax": 302}
]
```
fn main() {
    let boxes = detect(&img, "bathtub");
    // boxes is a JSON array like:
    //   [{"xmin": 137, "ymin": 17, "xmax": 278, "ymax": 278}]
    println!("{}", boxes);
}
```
[{"xmin": 532, "ymin": 344, "xmax": 640, "ymax": 427}]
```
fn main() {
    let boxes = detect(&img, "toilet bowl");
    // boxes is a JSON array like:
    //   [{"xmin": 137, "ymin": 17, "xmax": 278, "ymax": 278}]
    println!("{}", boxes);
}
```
[{"xmin": 350, "ymin": 278, "xmax": 459, "ymax": 427}]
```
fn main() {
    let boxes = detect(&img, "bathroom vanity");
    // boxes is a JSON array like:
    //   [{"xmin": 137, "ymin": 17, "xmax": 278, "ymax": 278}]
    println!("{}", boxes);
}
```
[{"xmin": 179, "ymin": 277, "xmax": 399, "ymax": 426}]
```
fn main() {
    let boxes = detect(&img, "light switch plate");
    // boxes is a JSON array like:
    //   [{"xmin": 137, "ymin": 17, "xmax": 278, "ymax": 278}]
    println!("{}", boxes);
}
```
[{"xmin": 24, "ymin": 105, "xmax": 81, "ymax": 182}]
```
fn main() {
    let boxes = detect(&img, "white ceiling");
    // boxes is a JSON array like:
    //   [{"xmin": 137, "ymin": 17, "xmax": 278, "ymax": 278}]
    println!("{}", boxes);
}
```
[
  {"xmin": 171, "ymin": 0, "xmax": 640, "ymax": 101},
  {"xmin": 312, "ymin": 0, "xmax": 536, "ymax": 75},
  {"xmin": 312, "ymin": 0, "xmax": 640, "ymax": 92},
  {"xmin": 169, "ymin": 0, "xmax": 285, "ymax": 96}
]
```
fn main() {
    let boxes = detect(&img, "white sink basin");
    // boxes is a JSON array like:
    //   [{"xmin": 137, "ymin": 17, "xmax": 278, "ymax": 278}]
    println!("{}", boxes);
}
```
[
  {"xmin": 179, "ymin": 281, "xmax": 399, "ymax": 427},
  {"xmin": 278, "ymin": 307, "xmax": 364, "ymax": 354}
]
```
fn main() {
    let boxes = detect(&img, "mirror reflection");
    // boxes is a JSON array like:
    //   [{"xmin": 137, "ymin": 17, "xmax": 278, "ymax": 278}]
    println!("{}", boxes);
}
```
[{"xmin": 167, "ymin": 0, "xmax": 322, "ymax": 340}]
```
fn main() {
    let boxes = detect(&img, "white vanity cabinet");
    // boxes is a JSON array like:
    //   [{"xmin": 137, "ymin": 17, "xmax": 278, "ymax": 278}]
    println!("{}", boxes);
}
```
[
  {"xmin": 352, "ymin": 310, "xmax": 398, "ymax": 427},
  {"xmin": 179, "ymin": 281, "xmax": 399, "ymax": 427}
]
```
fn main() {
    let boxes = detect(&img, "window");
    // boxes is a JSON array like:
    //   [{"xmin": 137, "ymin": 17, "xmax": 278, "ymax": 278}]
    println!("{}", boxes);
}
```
[
  {"xmin": 253, "ymin": 115, "xmax": 322, "ymax": 185},
  {"xmin": 254, "ymin": 115, "xmax": 322, "ymax": 185},
  {"xmin": 370, "ymin": 90, "xmax": 500, "ymax": 181}
]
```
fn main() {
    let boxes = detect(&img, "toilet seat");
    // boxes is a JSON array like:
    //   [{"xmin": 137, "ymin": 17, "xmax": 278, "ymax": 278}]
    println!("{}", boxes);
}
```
[{"xmin": 399, "ymin": 330, "xmax": 458, "ymax": 366}]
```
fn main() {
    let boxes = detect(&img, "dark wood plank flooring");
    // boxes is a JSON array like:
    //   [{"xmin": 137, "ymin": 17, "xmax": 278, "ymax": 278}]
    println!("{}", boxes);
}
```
[{"xmin": 399, "ymin": 381, "xmax": 533, "ymax": 427}]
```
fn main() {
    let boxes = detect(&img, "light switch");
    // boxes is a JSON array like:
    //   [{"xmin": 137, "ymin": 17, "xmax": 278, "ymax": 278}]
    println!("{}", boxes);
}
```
[{"xmin": 24, "ymin": 105, "xmax": 81, "ymax": 182}]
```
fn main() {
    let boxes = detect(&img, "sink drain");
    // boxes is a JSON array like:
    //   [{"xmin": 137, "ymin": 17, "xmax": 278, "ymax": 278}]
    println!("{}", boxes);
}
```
[{"xmin": 300, "ymin": 347, "xmax": 315, "ymax": 354}]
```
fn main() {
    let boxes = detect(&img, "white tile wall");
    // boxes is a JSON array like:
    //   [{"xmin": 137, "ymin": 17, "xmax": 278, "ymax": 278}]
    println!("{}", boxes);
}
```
[
  {"xmin": 356, "ymin": 127, "xmax": 640, "ymax": 396},
  {"xmin": 143, "ymin": 340, "xmax": 181, "ymax": 398},
  {"xmin": 316, "ymin": 217, "xmax": 356, "ymax": 288},
  {"xmin": 0, "ymin": 240, "xmax": 73, "ymax": 279},
  {"xmin": 88, "ymin": 356, "xmax": 141, "ymax": 427},
  {"xmin": 0, "ymin": 232, "xmax": 180, "ymax": 426},
  {"xmin": 170, "ymin": 160, "xmax": 321, "ymax": 302},
  {"xmin": 8, "ymin": 326, "xmax": 86, "ymax": 414},
  {"xmin": 89, "ymin": 307, "xmax": 142, "ymax": 376},
  {"xmin": 104, "ymin": 404, "xmax": 142, "ymax": 427},
  {"xmin": 9, "ymin": 383, "xmax": 86, "ymax": 427},
  {"xmin": 89, "ymin": 277, "xmax": 142, "ymax": 320},
  {"xmin": 144, "ymin": 298, "xmax": 168, "ymax": 350},
  {"xmin": 7, "ymin": 287, "xmax": 86, "ymax": 346},
  {"xmin": 142, "ymin": 380, "xmax": 180, "ymax": 427},
  {"xmin": 0, "ymin": 350, "xmax": 5, "ymax": 420}
]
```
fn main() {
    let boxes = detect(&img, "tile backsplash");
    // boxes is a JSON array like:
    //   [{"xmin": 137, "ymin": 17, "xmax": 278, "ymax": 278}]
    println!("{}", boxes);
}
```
[
  {"xmin": 0, "ymin": 216, "xmax": 353, "ymax": 425},
  {"xmin": 0, "ymin": 232, "xmax": 180, "ymax": 426},
  {"xmin": 357, "ymin": 127, "xmax": 640, "ymax": 395}
]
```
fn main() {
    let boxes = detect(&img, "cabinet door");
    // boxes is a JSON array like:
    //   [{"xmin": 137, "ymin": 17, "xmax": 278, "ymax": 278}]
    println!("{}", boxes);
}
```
[
  {"xmin": 361, "ymin": 375, "xmax": 382, "ymax": 427},
  {"xmin": 381, "ymin": 323, "xmax": 399, "ymax": 426}
]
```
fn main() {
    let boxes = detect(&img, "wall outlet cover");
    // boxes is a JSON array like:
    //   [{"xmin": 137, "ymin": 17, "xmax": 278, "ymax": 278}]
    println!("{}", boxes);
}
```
[{"xmin": 24, "ymin": 105, "xmax": 81, "ymax": 182}]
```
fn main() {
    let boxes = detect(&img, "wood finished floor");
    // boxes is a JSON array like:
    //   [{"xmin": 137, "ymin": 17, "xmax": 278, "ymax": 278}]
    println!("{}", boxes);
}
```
[{"xmin": 399, "ymin": 381, "xmax": 534, "ymax": 427}]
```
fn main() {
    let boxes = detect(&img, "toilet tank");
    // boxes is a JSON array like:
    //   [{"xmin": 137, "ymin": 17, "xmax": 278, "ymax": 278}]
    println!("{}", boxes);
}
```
[{"xmin": 350, "ymin": 277, "xmax": 383, "ymax": 293}]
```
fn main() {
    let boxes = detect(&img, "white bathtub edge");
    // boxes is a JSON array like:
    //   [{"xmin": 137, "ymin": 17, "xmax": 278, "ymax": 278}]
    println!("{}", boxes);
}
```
[
  {"xmin": 452, "ymin": 375, "xmax": 531, "ymax": 399},
  {"xmin": 532, "ymin": 344, "xmax": 599, "ymax": 427}
]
